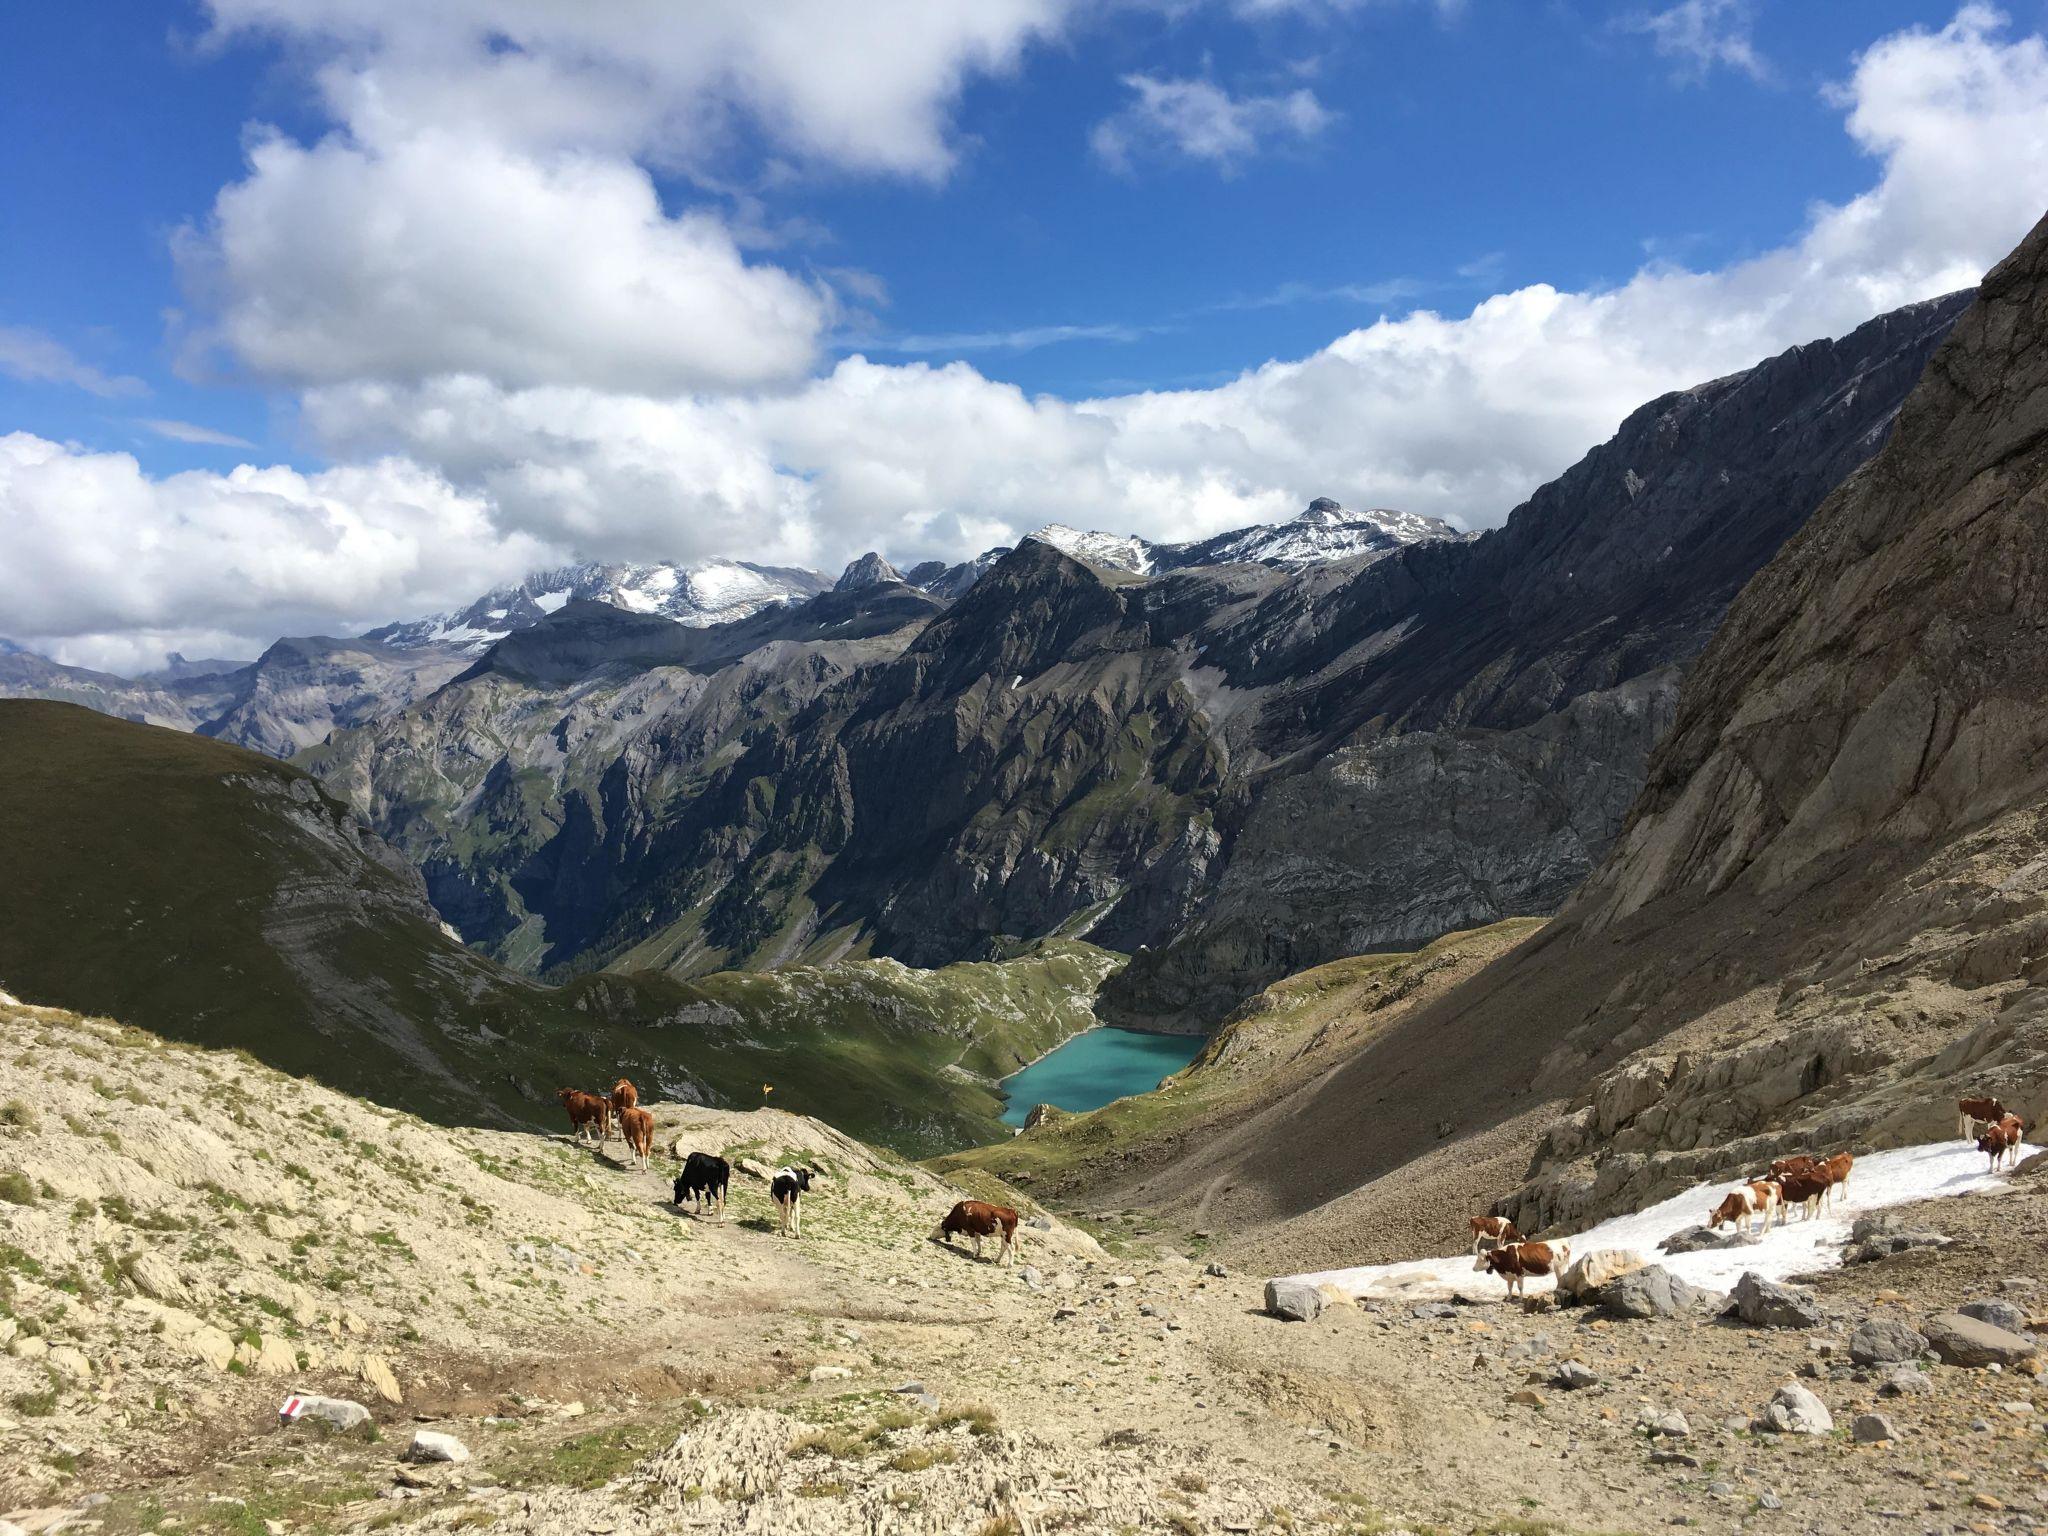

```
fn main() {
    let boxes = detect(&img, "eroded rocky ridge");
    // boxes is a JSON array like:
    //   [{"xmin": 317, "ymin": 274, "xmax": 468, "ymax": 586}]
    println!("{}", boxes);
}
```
[{"xmin": 304, "ymin": 296, "xmax": 1968, "ymax": 1000}]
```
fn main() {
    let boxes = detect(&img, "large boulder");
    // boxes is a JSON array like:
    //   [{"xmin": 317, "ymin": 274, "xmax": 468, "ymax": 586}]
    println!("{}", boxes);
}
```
[
  {"xmin": 1558, "ymin": 1248, "xmax": 1647, "ymax": 1301},
  {"xmin": 1849, "ymin": 1318, "xmax": 1929, "ymax": 1366},
  {"xmin": 1730, "ymin": 1272, "xmax": 1823, "ymax": 1329},
  {"xmin": 1753, "ymin": 1382, "xmax": 1833, "ymax": 1435},
  {"xmin": 1600, "ymin": 1266, "xmax": 1704, "ymax": 1321},
  {"xmin": 1264, "ymin": 1279, "xmax": 1325, "ymax": 1323},
  {"xmin": 1924, "ymin": 1312, "xmax": 2038, "ymax": 1368},
  {"xmin": 1658, "ymin": 1226, "xmax": 1758, "ymax": 1255},
  {"xmin": 1959, "ymin": 1299, "xmax": 2035, "ymax": 1338}
]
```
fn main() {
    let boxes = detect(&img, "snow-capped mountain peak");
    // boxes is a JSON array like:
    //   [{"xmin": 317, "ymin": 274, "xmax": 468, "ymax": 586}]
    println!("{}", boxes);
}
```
[
  {"xmin": 1023, "ymin": 524, "xmax": 1155, "ymax": 575},
  {"xmin": 366, "ymin": 560, "xmax": 833, "ymax": 654}
]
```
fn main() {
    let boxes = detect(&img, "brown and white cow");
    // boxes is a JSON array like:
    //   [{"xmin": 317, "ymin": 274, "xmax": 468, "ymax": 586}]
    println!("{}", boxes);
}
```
[
  {"xmin": 1474, "ymin": 1240, "xmax": 1571, "ymax": 1299},
  {"xmin": 1709, "ymin": 1181, "xmax": 1780, "ymax": 1235},
  {"xmin": 1959, "ymin": 1096, "xmax": 2006, "ymax": 1141},
  {"xmin": 933, "ymin": 1200, "xmax": 1023, "ymax": 1264},
  {"xmin": 1469, "ymin": 1215, "xmax": 1522, "ymax": 1255},
  {"xmin": 1979, "ymin": 1121, "xmax": 2021, "ymax": 1172},
  {"xmin": 1997, "ymin": 1113, "xmax": 2026, "ymax": 1164}
]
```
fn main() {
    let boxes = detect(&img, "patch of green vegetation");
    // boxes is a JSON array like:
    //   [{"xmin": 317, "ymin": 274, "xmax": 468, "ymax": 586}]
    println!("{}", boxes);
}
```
[
  {"xmin": 0, "ymin": 1169, "xmax": 35, "ymax": 1205},
  {"xmin": 0, "ymin": 1098, "xmax": 37, "ymax": 1131}
]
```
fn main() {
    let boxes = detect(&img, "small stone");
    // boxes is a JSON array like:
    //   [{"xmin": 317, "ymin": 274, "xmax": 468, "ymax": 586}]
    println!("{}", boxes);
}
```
[
  {"xmin": 1203, "ymin": 1261, "xmax": 1227, "ymax": 1278},
  {"xmin": 808, "ymin": 1365, "xmax": 851, "ymax": 1382},
  {"xmin": 1552, "ymin": 1361, "xmax": 1599, "ymax": 1391},
  {"xmin": 1972, "ymin": 1495, "xmax": 2005, "ymax": 1512},
  {"xmin": 1638, "ymin": 1407, "xmax": 1691, "ymax": 1439},
  {"xmin": 1752, "ymin": 1381, "xmax": 1833, "ymax": 1436},
  {"xmin": 1878, "ymin": 1366, "xmax": 1933, "ymax": 1397},
  {"xmin": 1757, "ymin": 1491, "xmax": 1782, "ymax": 1510},
  {"xmin": 1853, "ymin": 1413, "xmax": 1901, "ymax": 1443},
  {"xmin": 1507, "ymin": 1387, "xmax": 1543, "ymax": 1406},
  {"xmin": 1107, "ymin": 1275, "xmax": 1136, "ymax": 1289},
  {"xmin": 1650, "ymin": 1449, "xmax": 1701, "ymax": 1467},
  {"xmin": 1731, "ymin": 1272, "xmax": 1824, "ymax": 1330},
  {"xmin": 406, "ymin": 1431, "xmax": 470, "ymax": 1464},
  {"xmin": 1961, "ymin": 1299, "xmax": 2036, "ymax": 1338},
  {"xmin": 1850, "ymin": 1318, "xmax": 1930, "ymax": 1366}
]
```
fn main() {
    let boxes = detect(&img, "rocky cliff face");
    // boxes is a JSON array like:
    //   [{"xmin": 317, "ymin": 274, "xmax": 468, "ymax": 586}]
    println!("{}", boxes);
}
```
[
  {"xmin": 303, "ymin": 295, "xmax": 1964, "ymax": 1001},
  {"xmin": 1081, "ymin": 213, "xmax": 2048, "ymax": 1266}
]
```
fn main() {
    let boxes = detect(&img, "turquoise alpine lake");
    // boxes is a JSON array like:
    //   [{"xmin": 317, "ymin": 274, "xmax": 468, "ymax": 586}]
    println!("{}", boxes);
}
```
[{"xmin": 998, "ymin": 1026, "xmax": 1205, "ymax": 1126}]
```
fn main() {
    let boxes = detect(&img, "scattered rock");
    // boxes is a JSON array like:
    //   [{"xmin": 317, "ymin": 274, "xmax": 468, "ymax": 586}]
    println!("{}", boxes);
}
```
[
  {"xmin": 359, "ymin": 1354, "xmax": 404, "ymax": 1404},
  {"xmin": 1637, "ymin": 1407, "xmax": 1691, "ymax": 1439},
  {"xmin": 1552, "ymin": 1361, "xmax": 1599, "ymax": 1391},
  {"xmin": 894, "ymin": 1381, "xmax": 940, "ymax": 1412},
  {"xmin": 1924, "ymin": 1312, "xmax": 2039, "ymax": 1368},
  {"xmin": 1852, "ymin": 1412, "xmax": 1900, "ymax": 1443},
  {"xmin": 282, "ymin": 1393, "xmax": 370, "ymax": 1431},
  {"xmin": 1018, "ymin": 1266, "xmax": 1043, "ymax": 1291},
  {"xmin": 1657, "ymin": 1226, "xmax": 1758, "ymax": 1255},
  {"xmin": 1264, "ymin": 1279, "xmax": 1324, "ymax": 1323},
  {"xmin": 47, "ymin": 1345, "xmax": 92, "ymax": 1381},
  {"xmin": 1600, "ymin": 1265, "xmax": 1704, "ymax": 1321},
  {"xmin": 1649, "ymin": 1449, "xmax": 1700, "ymax": 1468},
  {"xmin": 808, "ymin": 1365, "xmax": 851, "ymax": 1382},
  {"xmin": 1410, "ymin": 1303, "xmax": 1459, "ymax": 1321},
  {"xmin": 1730, "ymin": 1272, "xmax": 1823, "ymax": 1329},
  {"xmin": 1203, "ymin": 1261, "xmax": 1228, "ymax": 1279},
  {"xmin": 1849, "ymin": 1317, "xmax": 1929, "ymax": 1366},
  {"xmin": 1877, "ymin": 1366, "xmax": 1933, "ymax": 1397},
  {"xmin": 406, "ymin": 1431, "xmax": 469, "ymax": 1464},
  {"xmin": 1507, "ymin": 1388, "xmax": 1545, "ymax": 1407},
  {"xmin": 1559, "ymin": 1248, "xmax": 1648, "ymax": 1300},
  {"xmin": 1959, "ymin": 1298, "xmax": 2036, "ymax": 1338},
  {"xmin": 1752, "ymin": 1382, "xmax": 1833, "ymax": 1436}
]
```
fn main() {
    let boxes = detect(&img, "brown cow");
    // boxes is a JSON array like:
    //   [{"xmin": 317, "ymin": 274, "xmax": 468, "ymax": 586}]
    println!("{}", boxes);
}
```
[
  {"xmin": 1474, "ymin": 1240, "xmax": 1570, "ymax": 1299},
  {"xmin": 1469, "ymin": 1215, "xmax": 1522, "ymax": 1255},
  {"xmin": 1764, "ymin": 1154, "xmax": 1821, "ymax": 1181},
  {"xmin": 1709, "ymin": 1181, "xmax": 1780, "ymax": 1235},
  {"xmin": 1998, "ymin": 1112, "xmax": 2026, "ymax": 1164},
  {"xmin": 1959, "ymin": 1096, "xmax": 2006, "ymax": 1141},
  {"xmin": 933, "ymin": 1200, "xmax": 1023, "ymax": 1264},
  {"xmin": 557, "ymin": 1088, "xmax": 608, "ymax": 1143},
  {"xmin": 1818, "ymin": 1152, "xmax": 1854, "ymax": 1208},
  {"xmin": 616, "ymin": 1105, "xmax": 655, "ymax": 1171},
  {"xmin": 607, "ymin": 1079, "xmax": 638, "ymax": 1141},
  {"xmin": 1770, "ymin": 1169, "xmax": 1830, "ymax": 1224}
]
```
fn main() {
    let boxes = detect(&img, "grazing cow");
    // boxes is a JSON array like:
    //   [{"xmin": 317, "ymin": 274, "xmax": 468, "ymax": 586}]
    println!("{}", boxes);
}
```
[
  {"xmin": 616, "ymin": 1105, "xmax": 655, "ymax": 1171},
  {"xmin": 1469, "ymin": 1215, "xmax": 1522, "ymax": 1255},
  {"xmin": 1959, "ymin": 1096, "xmax": 2006, "ymax": 1140},
  {"xmin": 674, "ymin": 1152, "xmax": 731, "ymax": 1217},
  {"xmin": 1979, "ymin": 1121, "xmax": 2021, "ymax": 1172},
  {"xmin": 1770, "ymin": 1169, "xmax": 1830, "ymax": 1224},
  {"xmin": 1709, "ymin": 1181, "xmax": 1780, "ymax": 1235},
  {"xmin": 771, "ymin": 1166, "xmax": 813, "ymax": 1237},
  {"xmin": 1818, "ymin": 1152, "xmax": 1854, "ymax": 1208},
  {"xmin": 556, "ymin": 1088, "xmax": 608, "ymax": 1143},
  {"xmin": 1474, "ymin": 1240, "xmax": 1570, "ymax": 1299},
  {"xmin": 934, "ymin": 1200, "xmax": 1023, "ymax": 1264}
]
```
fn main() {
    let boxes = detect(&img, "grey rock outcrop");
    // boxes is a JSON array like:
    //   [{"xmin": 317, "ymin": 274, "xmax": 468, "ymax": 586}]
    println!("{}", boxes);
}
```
[
  {"xmin": 1958, "ymin": 1298, "xmax": 2035, "ymax": 1338},
  {"xmin": 1599, "ymin": 1266, "xmax": 1703, "ymax": 1321},
  {"xmin": 1924, "ymin": 1312, "xmax": 2039, "ymax": 1368},
  {"xmin": 1752, "ymin": 1382, "xmax": 1832, "ymax": 1435},
  {"xmin": 1730, "ymin": 1272, "xmax": 1823, "ymax": 1330},
  {"xmin": 1264, "ymin": 1279, "xmax": 1324, "ymax": 1323},
  {"xmin": 1849, "ymin": 1318, "xmax": 1929, "ymax": 1366}
]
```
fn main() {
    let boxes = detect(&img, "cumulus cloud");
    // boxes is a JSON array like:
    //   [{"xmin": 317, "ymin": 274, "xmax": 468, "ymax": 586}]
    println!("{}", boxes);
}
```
[
  {"xmin": 177, "ymin": 130, "xmax": 832, "ymax": 393},
  {"xmin": 0, "ymin": 326, "xmax": 146, "ymax": 398},
  {"xmin": 1621, "ymin": 0, "xmax": 1770, "ymax": 85},
  {"xmin": 12, "ymin": 6, "xmax": 2048, "ymax": 669},
  {"xmin": 1091, "ymin": 74, "xmax": 1334, "ymax": 174},
  {"xmin": 0, "ymin": 431, "xmax": 552, "ymax": 668}
]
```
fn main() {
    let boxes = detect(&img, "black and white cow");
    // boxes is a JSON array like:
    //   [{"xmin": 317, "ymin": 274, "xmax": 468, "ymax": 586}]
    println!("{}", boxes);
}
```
[
  {"xmin": 673, "ymin": 1152, "xmax": 730, "ymax": 1217},
  {"xmin": 771, "ymin": 1165, "xmax": 813, "ymax": 1237}
]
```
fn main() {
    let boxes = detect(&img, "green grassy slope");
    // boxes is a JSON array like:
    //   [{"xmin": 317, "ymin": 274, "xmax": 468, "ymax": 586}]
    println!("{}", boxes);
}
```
[{"xmin": 0, "ymin": 701, "xmax": 1117, "ymax": 1153}]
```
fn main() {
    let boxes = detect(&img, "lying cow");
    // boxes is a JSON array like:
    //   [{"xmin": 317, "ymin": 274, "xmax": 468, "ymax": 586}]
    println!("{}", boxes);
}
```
[
  {"xmin": 1959, "ymin": 1096, "xmax": 2006, "ymax": 1141},
  {"xmin": 934, "ymin": 1200, "xmax": 1022, "ymax": 1264},
  {"xmin": 674, "ymin": 1151, "xmax": 730, "ymax": 1217},
  {"xmin": 1708, "ymin": 1180, "xmax": 1780, "ymax": 1235},
  {"xmin": 1469, "ymin": 1215, "xmax": 1522, "ymax": 1255},
  {"xmin": 772, "ymin": 1166, "xmax": 813, "ymax": 1237},
  {"xmin": 1474, "ymin": 1240, "xmax": 1570, "ymax": 1299}
]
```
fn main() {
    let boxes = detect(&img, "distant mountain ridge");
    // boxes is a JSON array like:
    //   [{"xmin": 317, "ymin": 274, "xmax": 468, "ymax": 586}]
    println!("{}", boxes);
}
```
[{"xmin": 1024, "ymin": 499, "xmax": 1463, "ymax": 576}]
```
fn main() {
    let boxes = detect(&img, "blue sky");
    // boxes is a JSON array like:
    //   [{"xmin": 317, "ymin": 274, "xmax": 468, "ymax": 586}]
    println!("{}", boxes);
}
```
[{"xmin": 5, "ymin": 1, "xmax": 2048, "ymax": 666}]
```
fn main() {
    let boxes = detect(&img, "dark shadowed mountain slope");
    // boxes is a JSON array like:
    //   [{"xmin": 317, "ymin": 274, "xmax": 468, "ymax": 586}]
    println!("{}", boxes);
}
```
[
  {"xmin": 311, "ymin": 295, "xmax": 1968, "ymax": 1004},
  {"xmin": 1027, "ymin": 211, "xmax": 2048, "ymax": 1273}
]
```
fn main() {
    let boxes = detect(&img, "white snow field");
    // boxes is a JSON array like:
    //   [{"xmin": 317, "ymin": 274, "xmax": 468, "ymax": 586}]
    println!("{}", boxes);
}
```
[{"xmin": 1287, "ymin": 1139, "xmax": 2012, "ymax": 1303}]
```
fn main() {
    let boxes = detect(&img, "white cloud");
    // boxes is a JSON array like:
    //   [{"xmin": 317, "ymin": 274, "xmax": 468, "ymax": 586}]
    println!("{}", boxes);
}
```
[
  {"xmin": 200, "ymin": 0, "xmax": 1071, "ymax": 182},
  {"xmin": 177, "ymin": 130, "xmax": 832, "ymax": 393},
  {"xmin": 0, "ymin": 431, "xmax": 552, "ymax": 666},
  {"xmin": 1622, "ymin": 0, "xmax": 1770, "ymax": 84},
  {"xmin": 0, "ymin": 326, "xmax": 146, "ymax": 398},
  {"xmin": 138, "ymin": 419, "xmax": 258, "ymax": 449},
  {"xmin": 12, "ymin": 7, "xmax": 2048, "ymax": 670},
  {"xmin": 863, "ymin": 322, "xmax": 1156, "ymax": 354},
  {"xmin": 1092, "ymin": 74, "xmax": 1334, "ymax": 174}
]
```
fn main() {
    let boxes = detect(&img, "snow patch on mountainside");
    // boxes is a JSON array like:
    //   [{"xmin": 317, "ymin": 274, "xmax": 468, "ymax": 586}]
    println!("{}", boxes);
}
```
[
  {"xmin": 1025, "ymin": 499, "xmax": 1462, "ymax": 580},
  {"xmin": 1025, "ymin": 524, "xmax": 1156, "ymax": 574}
]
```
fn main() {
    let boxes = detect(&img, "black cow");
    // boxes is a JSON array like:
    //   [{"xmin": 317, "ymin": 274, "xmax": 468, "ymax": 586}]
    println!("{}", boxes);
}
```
[
  {"xmin": 673, "ymin": 1152, "xmax": 730, "ymax": 1217},
  {"xmin": 771, "ymin": 1166, "xmax": 813, "ymax": 1237}
]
